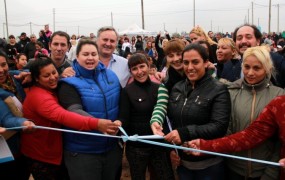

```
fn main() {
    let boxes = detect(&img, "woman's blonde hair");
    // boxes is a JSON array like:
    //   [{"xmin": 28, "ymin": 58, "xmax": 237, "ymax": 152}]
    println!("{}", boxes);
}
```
[
  {"xmin": 242, "ymin": 46, "xmax": 274, "ymax": 78},
  {"xmin": 218, "ymin": 38, "xmax": 240, "ymax": 59},
  {"xmin": 190, "ymin": 26, "xmax": 217, "ymax": 45}
]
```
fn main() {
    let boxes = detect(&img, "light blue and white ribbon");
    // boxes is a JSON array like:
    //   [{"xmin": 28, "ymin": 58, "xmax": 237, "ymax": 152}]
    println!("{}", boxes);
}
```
[{"xmin": 5, "ymin": 125, "xmax": 281, "ymax": 167}]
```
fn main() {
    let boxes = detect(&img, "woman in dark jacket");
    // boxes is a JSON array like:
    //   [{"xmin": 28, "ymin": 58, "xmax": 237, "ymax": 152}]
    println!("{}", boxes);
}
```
[
  {"xmin": 119, "ymin": 53, "xmax": 174, "ymax": 180},
  {"xmin": 165, "ymin": 43, "xmax": 231, "ymax": 180},
  {"xmin": 135, "ymin": 36, "xmax": 144, "ymax": 52}
]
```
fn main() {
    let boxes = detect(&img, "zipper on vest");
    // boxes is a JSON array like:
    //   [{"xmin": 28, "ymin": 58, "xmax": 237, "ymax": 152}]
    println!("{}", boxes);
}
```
[
  {"xmin": 94, "ymin": 79, "xmax": 108, "ymax": 119},
  {"xmin": 247, "ymin": 86, "xmax": 257, "ymax": 177},
  {"xmin": 180, "ymin": 98, "xmax": 188, "ymax": 126}
]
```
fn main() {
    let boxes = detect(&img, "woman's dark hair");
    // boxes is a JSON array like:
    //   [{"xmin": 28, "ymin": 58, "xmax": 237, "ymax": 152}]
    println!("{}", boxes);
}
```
[
  {"xmin": 128, "ymin": 53, "xmax": 149, "ymax": 69},
  {"xmin": 35, "ymin": 41, "xmax": 44, "ymax": 48},
  {"xmin": 15, "ymin": 53, "xmax": 26, "ymax": 60},
  {"xmin": 123, "ymin": 46, "xmax": 131, "ymax": 58},
  {"xmin": 196, "ymin": 40, "xmax": 215, "ymax": 62},
  {"xmin": 182, "ymin": 43, "xmax": 209, "ymax": 62},
  {"xmin": 30, "ymin": 57, "xmax": 55, "ymax": 84},
  {"xmin": 76, "ymin": 39, "xmax": 98, "ymax": 56},
  {"xmin": 0, "ymin": 50, "xmax": 8, "ymax": 62}
]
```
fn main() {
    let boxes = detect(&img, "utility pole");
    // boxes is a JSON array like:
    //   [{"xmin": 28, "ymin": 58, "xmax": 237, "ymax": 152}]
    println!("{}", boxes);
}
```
[
  {"xmin": 53, "ymin": 8, "xmax": 55, "ymax": 32},
  {"xmin": 3, "ymin": 23, "xmax": 5, "ymax": 38},
  {"xmin": 4, "ymin": 0, "xmax": 9, "ymax": 38},
  {"xmin": 252, "ymin": 2, "xmax": 254, "ymax": 24},
  {"xmin": 111, "ymin": 12, "xmax": 113, "ymax": 27},
  {"xmin": 247, "ymin": 9, "xmax": 249, "ymax": 24},
  {"xmin": 30, "ymin": 22, "xmax": 32, "ymax": 35},
  {"xmin": 277, "ymin": 4, "xmax": 279, "ymax": 33},
  {"xmin": 141, "ymin": 0, "xmax": 145, "ymax": 29},
  {"xmin": 268, "ymin": 0, "xmax": 271, "ymax": 33},
  {"xmin": 193, "ymin": 0, "xmax": 195, "ymax": 27},
  {"xmin": 77, "ymin": 26, "xmax": 80, "ymax": 37}
]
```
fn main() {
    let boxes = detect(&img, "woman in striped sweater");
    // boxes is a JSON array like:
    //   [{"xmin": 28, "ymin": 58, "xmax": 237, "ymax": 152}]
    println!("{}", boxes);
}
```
[{"xmin": 150, "ymin": 39, "xmax": 186, "ymax": 135}]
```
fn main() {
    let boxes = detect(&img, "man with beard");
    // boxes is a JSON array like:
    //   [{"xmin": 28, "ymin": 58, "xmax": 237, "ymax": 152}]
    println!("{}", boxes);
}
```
[
  {"xmin": 230, "ymin": 24, "xmax": 285, "ymax": 88},
  {"xmin": 220, "ymin": 24, "xmax": 285, "ymax": 180}
]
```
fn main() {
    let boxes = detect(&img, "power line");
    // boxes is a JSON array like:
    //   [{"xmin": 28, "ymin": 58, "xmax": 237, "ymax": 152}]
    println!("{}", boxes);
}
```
[{"xmin": 56, "ymin": 15, "xmax": 109, "ymax": 23}]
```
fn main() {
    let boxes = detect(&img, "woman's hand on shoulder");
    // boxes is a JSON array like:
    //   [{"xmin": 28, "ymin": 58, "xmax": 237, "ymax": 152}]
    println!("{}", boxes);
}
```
[
  {"xmin": 154, "ymin": 72, "xmax": 165, "ymax": 82},
  {"xmin": 14, "ymin": 71, "xmax": 32, "ymax": 84},
  {"xmin": 61, "ymin": 67, "xmax": 75, "ymax": 78}
]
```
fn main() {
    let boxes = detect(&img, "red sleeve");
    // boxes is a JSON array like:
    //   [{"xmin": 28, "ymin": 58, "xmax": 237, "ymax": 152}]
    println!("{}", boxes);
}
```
[
  {"xmin": 200, "ymin": 97, "xmax": 280, "ymax": 152},
  {"xmin": 34, "ymin": 91, "xmax": 99, "ymax": 131}
]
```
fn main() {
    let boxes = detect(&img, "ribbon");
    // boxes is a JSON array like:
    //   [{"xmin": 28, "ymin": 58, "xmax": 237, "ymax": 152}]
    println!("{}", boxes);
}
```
[{"xmin": 5, "ymin": 125, "xmax": 281, "ymax": 167}]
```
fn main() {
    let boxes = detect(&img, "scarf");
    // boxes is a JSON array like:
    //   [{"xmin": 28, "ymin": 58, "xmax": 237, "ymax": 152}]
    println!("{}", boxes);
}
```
[{"xmin": 0, "ymin": 74, "xmax": 21, "ymax": 102}]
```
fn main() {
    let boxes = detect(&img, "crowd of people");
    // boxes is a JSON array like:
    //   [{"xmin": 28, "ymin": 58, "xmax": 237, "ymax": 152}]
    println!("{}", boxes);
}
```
[{"xmin": 1, "ymin": 23, "xmax": 285, "ymax": 180}]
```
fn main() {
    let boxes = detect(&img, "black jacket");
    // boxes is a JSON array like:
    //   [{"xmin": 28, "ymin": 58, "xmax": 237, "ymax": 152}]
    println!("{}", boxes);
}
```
[
  {"xmin": 155, "ymin": 34, "xmax": 171, "ymax": 70},
  {"xmin": 270, "ymin": 52, "xmax": 285, "ymax": 88},
  {"xmin": 119, "ymin": 79, "xmax": 159, "ymax": 147},
  {"xmin": 168, "ymin": 72, "xmax": 231, "ymax": 162},
  {"xmin": 135, "ymin": 41, "xmax": 144, "ymax": 51}
]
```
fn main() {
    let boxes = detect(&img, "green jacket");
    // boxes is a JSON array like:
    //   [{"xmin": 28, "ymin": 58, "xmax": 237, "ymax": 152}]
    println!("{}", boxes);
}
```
[{"xmin": 227, "ymin": 77, "xmax": 285, "ymax": 179}]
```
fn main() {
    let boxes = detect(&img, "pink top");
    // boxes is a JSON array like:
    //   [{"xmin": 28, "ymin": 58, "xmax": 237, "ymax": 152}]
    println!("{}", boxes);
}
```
[{"xmin": 34, "ymin": 48, "xmax": 49, "ymax": 58}]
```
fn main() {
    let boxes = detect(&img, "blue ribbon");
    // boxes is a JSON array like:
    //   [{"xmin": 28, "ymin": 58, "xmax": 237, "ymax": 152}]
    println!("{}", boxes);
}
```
[{"xmin": 4, "ymin": 125, "xmax": 281, "ymax": 167}]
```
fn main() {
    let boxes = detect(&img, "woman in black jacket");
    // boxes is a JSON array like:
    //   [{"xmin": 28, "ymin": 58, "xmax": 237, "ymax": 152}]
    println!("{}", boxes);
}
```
[
  {"xmin": 119, "ymin": 53, "xmax": 174, "ymax": 180},
  {"xmin": 165, "ymin": 43, "xmax": 231, "ymax": 180},
  {"xmin": 135, "ymin": 36, "xmax": 144, "ymax": 52}
]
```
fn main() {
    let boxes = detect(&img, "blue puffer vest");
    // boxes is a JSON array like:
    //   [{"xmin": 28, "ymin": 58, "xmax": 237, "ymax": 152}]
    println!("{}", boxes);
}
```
[{"xmin": 60, "ymin": 60, "xmax": 121, "ymax": 153}]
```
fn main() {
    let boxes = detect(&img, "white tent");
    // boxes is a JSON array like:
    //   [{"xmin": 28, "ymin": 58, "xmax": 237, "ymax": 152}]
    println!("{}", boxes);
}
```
[{"xmin": 119, "ymin": 24, "xmax": 157, "ymax": 36}]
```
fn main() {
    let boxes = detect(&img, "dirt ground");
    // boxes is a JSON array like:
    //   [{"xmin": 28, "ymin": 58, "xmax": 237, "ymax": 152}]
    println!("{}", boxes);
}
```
[{"xmin": 120, "ymin": 152, "xmax": 135, "ymax": 180}]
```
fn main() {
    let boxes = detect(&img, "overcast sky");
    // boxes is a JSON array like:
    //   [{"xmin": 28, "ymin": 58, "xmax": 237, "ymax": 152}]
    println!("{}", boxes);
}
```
[{"xmin": 0, "ymin": 0, "xmax": 284, "ymax": 38}]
